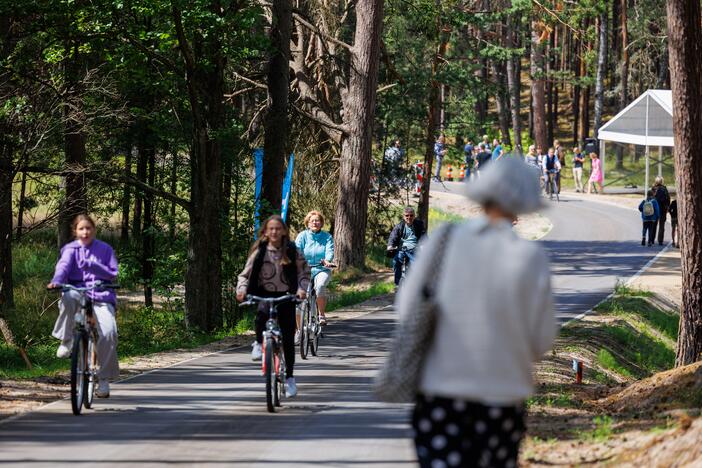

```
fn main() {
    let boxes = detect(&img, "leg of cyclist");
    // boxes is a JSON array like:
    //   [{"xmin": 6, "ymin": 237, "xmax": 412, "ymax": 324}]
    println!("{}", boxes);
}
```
[
  {"xmin": 314, "ymin": 270, "xmax": 332, "ymax": 325},
  {"xmin": 92, "ymin": 302, "xmax": 119, "ymax": 397},
  {"xmin": 252, "ymin": 306, "xmax": 268, "ymax": 361},
  {"xmin": 51, "ymin": 289, "xmax": 82, "ymax": 358},
  {"xmin": 392, "ymin": 250, "xmax": 404, "ymax": 286},
  {"xmin": 277, "ymin": 302, "xmax": 298, "ymax": 397}
]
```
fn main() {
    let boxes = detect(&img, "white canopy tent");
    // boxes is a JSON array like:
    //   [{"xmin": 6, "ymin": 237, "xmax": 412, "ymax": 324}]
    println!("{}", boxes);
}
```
[{"xmin": 597, "ymin": 89, "xmax": 674, "ymax": 190}]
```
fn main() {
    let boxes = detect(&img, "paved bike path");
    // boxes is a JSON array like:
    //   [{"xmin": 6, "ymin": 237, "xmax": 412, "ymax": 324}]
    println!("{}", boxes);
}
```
[
  {"xmin": 0, "ymin": 302, "xmax": 415, "ymax": 466},
  {"xmin": 0, "ymin": 190, "xmax": 668, "ymax": 466}
]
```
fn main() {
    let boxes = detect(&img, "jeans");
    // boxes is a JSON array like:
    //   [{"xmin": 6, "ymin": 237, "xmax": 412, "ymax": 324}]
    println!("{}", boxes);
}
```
[
  {"xmin": 434, "ymin": 157, "xmax": 443, "ymax": 179},
  {"xmin": 642, "ymin": 221, "xmax": 657, "ymax": 245},
  {"xmin": 393, "ymin": 248, "xmax": 416, "ymax": 285}
]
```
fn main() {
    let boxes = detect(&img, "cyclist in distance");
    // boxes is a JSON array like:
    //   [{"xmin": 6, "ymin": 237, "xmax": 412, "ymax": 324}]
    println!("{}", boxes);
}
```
[
  {"xmin": 295, "ymin": 210, "xmax": 335, "ymax": 331},
  {"xmin": 47, "ymin": 214, "xmax": 119, "ymax": 398},
  {"xmin": 542, "ymin": 147, "xmax": 562, "ymax": 195},
  {"xmin": 386, "ymin": 207, "xmax": 426, "ymax": 288},
  {"xmin": 236, "ymin": 215, "xmax": 310, "ymax": 398}
]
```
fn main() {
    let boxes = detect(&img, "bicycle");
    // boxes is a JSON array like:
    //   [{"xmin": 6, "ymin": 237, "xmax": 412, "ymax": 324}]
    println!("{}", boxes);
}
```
[
  {"xmin": 49, "ymin": 281, "xmax": 119, "ymax": 416},
  {"xmin": 388, "ymin": 246, "xmax": 415, "ymax": 287},
  {"xmin": 546, "ymin": 170, "xmax": 560, "ymax": 202},
  {"xmin": 298, "ymin": 263, "xmax": 337, "ymax": 360},
  {"xmin": 241, "ymin": 294, "xmax": 299, "ymax": 413}
]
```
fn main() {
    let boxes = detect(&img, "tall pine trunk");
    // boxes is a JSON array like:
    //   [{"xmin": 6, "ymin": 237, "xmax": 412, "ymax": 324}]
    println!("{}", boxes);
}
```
[
  {"xmin": 261, "ymin": 0, "xmax": 292, "ymax": 214},
  {"xmin": 593, "ymin": 7, "xmax": 608, "ymax": 137},
  {"xmin": 667, "ymin": 0, "xmax": 702, "ymax": 366},
  {"xmin": 506, "ymin": 12, "xmax": 522, "ymax": 152},
  {"xmin": 334, "ymin": 0, "xmax": 384, "ymax": 268},
  {"xmin": 530, "ymin": 21, "xmax": 548, "ymax": 152}
]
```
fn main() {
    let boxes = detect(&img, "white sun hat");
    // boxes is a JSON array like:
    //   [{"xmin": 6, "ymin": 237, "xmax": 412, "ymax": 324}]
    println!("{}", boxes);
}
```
[{"xmin": 464, "ymin": 157, "xmax": 544, "ymax": 215}]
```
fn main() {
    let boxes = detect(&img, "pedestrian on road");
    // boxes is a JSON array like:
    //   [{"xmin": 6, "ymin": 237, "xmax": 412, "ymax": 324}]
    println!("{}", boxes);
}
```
[
  {"xmin": 638, "ymin": 190, "xmax": 660, "ymax": 247},
  {"xmin": 433, "ymin": 135, "xmax": 448, "ymax": 182},
  {"xmin": 572, "ymin": 147, "xmax": 585, "ymax": 192},
  {"xmin": 380, "ymin": 158, "xmax": 556, "ymax": 468},
  {"xmin": 669, "ymin": 199, "xmax": 678, "ymax": 248},
  {"xmin": 237, "ymin": 215, "xmax": 311, "ymax": 398},
  {"xmin": 652, "ymin": 176, "xmax": 671, "ymax": 245},
  {"xmin": 587, "ymin": 152, "xmax": 603, "ymax": 194},
  {"xmin": 295, "ymin": 210, "xmax": 335, "ymax": 331},
  {"xmin": 463, "ymin": 139, "xmax": 474, "ymax": 181},
  {"xmin": 475, "ymin": 143, "xmax": 492, "ymax": 176},
  {"xmin": 47, "ymin": 214, "xmax": 119, "ymax": 399},
  {"xmin": 385, "ymin": 139, "xmax": 405, "ymax": 186}
]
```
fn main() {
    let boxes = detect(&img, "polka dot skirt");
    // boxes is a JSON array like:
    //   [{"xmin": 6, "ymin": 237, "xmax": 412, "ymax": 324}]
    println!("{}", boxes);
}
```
[{"xmin": 412, "ymin": 394, "xmax": 525, "ymax": 468}]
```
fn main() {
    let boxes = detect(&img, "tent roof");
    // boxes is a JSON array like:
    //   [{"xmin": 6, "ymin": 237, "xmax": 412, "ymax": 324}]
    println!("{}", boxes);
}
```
[{"xmin": 598, "ymin": 89, "xmax": 674, "ymax": 147}]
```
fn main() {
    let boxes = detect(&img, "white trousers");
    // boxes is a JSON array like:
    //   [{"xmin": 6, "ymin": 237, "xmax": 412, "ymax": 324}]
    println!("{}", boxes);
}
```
[
  {"xmin": 572, "ymin": 167, "xmax": 583, "ymax": 191},
  {"xmin": 52, "ymin": 290, "xmax": 120, "ymax": 380}
]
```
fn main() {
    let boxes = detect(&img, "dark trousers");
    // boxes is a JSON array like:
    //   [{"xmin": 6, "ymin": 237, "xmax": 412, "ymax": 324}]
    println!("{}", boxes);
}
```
[
  {"xmin": 255, "ymin": 300, "xmax": 296, "ymax": 378},
  {"xmin": 642, "ymin": 221, "xmax": 657, "ymax": 245},
  {"xmin": 412, "ymin": 394, "xmax": 525, "ymax": 468},
  {"xmin": 657, "ymin": 211, "xmax": 668, "ymax": 244},
  {"xmin": 393, "ymin": 249, "xmax": 415, "ymax": 285}
]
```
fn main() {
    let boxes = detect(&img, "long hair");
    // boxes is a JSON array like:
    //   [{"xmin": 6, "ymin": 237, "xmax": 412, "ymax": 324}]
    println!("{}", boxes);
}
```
[
  {"xmin": 249, "ymin": 215, "xmax": 292, "ymax": 265},
  {"xmin": 72, "ymin": 214, "xmax": 96, "ymax": 236}
]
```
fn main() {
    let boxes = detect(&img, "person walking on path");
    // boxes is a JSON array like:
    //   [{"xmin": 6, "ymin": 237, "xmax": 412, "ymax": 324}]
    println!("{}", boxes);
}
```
[
  {"xmin": 386, "ymin": 207, "xmax": 426, "ymax": 287},
  {"xmin": 236, "ymin": 215, "xmax": 311, "ymax": 398},
  {"xmin": 572, "ymin": 147, "xmax": 585, "ymax": 192},
  {"xmin": 638, "ymin": 190, "xmax": 660, "ymax": 247},
  {"xmin": 587, "ymin": 152, "xmax": 603, "ymax": 194},
  {"xmin": 463, "ymin": 139, "xmax": 474, "ymax": 181},
  {"xmin": 433, "ymin": 135, "xmax": 448, "ymax": 182},
  {"xmin": 652, "ymin": 176, "xmax": 671, "ymax": 245},
  {"xmin": 48, "ymin": 214, "xmax": 119, "ymax": 398},
  {"xmin": 384, "ymin": 158, "xmax": 556, "ymax": 468},
  {"xmin": 475, "ymin": 143, "xmax": 492, "ymax": 176},
  {"xmin": 669, "ymin": 199, "xmax": 679, "ymax": 248}
]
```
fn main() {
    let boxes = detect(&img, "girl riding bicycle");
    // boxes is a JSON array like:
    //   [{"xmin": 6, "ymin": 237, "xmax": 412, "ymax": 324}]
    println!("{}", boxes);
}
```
[
  {"xmin": 295, "ymin": 210, "xmax": 335, "ymax": 330},
  {"xmin": 47, "ymin": 214, "xmax": 119, "ymax": 398},
  {"xmin": 236, "ymin": 215, "xmax": 310, "ymax": 398}
]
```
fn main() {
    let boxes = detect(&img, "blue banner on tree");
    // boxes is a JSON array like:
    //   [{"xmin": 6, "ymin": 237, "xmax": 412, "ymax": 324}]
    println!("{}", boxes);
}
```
[
  {"xmin": 253, "ymin": 148, "xmax": 264, "ymax": 237},
  {"xmin": 281, "ymin": 153, "xmax": 295, "ymax": 222}
]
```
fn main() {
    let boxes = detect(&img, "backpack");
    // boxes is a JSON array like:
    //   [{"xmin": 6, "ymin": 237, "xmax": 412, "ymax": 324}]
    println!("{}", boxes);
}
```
[{"xmin": 643, "ymin": 200, "xmax": 655, "ymax": 217}]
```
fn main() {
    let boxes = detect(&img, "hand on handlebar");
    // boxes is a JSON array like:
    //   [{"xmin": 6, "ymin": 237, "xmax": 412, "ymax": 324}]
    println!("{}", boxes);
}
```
[
  {"xmin": 297, "ymin": 289, "xmax": 307, "ymax": 300},
  {"xmin": 236, "ymin": 291, "xmax": 246, "ymax": 303}
]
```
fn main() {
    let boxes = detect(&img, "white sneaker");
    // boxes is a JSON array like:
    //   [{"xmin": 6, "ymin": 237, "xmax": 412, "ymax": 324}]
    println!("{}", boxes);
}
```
[
  {"xmin": 56, "ymin": 340, "xmax": 72, "ymax": 358},
  {"xmin": 286, "ymin": 378, "xmax": 298, "ymax": 398},
  {"xmin": 294, "ymin": 330, "xmax": 301, "ymax": 345},
  {"xmin": 251, "ymin": 341, "xmax": 262, "ymax": 361},
  {"xmin": 96, "ymin": 379, "xmax": 110, "ymax": 398}
]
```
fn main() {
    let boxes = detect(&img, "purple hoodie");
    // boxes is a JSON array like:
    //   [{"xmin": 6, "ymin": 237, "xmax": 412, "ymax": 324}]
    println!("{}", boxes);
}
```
[{"xmin": 51, "ymin": 239, "xmax": 119, "ymax": 305}]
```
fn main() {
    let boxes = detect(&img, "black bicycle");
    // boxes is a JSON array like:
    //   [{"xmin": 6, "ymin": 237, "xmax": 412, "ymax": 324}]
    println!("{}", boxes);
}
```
[
  {"xmin": 49, "ymin": 281, "xmax": 119, "ymax": 415},
  {"xmin": 241, "ymin": 294, "xmax": 299, "ymax": 413},
  {"xmin": 299, "ymin": 263, "xmax": 336, "ymax": 359}
]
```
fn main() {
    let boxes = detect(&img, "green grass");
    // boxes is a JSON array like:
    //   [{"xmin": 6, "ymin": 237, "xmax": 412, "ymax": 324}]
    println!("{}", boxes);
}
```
[
  {"xmin": 596, "ymin": 348, "xmax": 634, "ymax": 378},
  {"xmin": 578, "ymin": 415, "xmax": 615, "ymax": 441},
  {"xmin": 428, "ymin": 207, "xmax": 463, "ymax": 232},
  {"xmin": 327, "ymin": 281, "xmax": 394, "ymax": 312}
]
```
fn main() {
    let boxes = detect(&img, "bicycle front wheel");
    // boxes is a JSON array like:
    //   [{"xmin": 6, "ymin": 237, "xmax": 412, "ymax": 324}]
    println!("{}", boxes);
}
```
[
  {"xmin": 265, "ymin": 339, "xmax": 276, "ymax": 413},
  {"xmin": 299, "ymin": 303, "xmax": 309, "ymax": 360},
  {"xmin": 309, "ymin": 294, "xmax": 320, "ymax": 357},
  {"xmin": 70, "ymin": 333, "xmax": 88, "ymax": 415},
  {"xmin": 84, "ymin": 335, "xmax": 97, "ymax": 409}
]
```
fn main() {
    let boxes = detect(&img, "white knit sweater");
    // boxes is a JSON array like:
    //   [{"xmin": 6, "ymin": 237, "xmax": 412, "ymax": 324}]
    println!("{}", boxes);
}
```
[{"xmin": 395, "ymin": 216, "xmax": 556, "ymax": 405}]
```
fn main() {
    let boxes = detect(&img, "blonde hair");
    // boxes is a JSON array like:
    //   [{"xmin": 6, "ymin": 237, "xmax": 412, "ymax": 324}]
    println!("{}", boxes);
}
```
[
  {"xmin": 654, "ymin": 176, "xmax": 664, "ymax": 186},
  {"xmin": 304, "ymin": 210, "xmax": 325, "ymax": 227}
]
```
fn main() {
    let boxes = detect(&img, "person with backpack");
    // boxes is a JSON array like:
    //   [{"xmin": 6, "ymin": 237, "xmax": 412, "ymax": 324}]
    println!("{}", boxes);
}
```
[
  {"xmin": 652, "ymin": 177, "xmax": 671, "ymax": 245},
  {"xmin": 638, "ymin": 190, "xmax": 660, "ymax": 247}
]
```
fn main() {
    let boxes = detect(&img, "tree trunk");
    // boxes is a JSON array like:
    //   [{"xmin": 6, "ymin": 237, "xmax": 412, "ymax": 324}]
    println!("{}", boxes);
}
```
[
  {"xmin": 593, "ymin": 7, "xmax": 608, "ymax": 137},
  {"xmin": 492, "ymin": 60, "xmax": 512, "ymax": 146},
  {"xmin": 133, "ymin": 143, "xmax": 146, "ymax": 241},
  {"xmin": 334, "ymin": 0, "xmax": 384, "ymax": 269},
  {"xmin": 572, "ymin": 38, "xmax": 581, "ymax": 146},
  {"xmin": 578, "ymin": 84, "xmax": 590, "ymax": 143},
  {"xmin": 530, "ymin": 21, "xmax": 548, "ymax": 152},
  {"xmin": 15, "ymin": 170, "xmax": 26, "ymax": 240},
  {"xmin": 667, "ymin": 0, "xmax": 702, "ymax": 366},
  {"xmin": 506, "ymin": 13, "xmax": 522, "ymax": 152},
  {"xmin": 121, "ymin": 145, "xmax": 132, "ymax": 244},
  {"xmin": 619, "ymin": 0, "xmax": 629, "ymax": 111},
  {"xmin": 547, "ymin": 28, "xmax": 555, "ymax": 146},
  {"xmin": 0, "ymin": 143, "xmax": 14, "ymax": 312},
  {"xmin": 261, "ymin": 0, "xmax": 292, "ymax": 215},
  {"xmin": 169, "ymin": 151, "xmax": 178, "ymax": 241},
  {"xmin": 173, "ymin": 3, "xmax": 225, "ymax": 331},
  {"xmin": 142, "ymin": 145, "xmax": 155, "ymax": 307}
]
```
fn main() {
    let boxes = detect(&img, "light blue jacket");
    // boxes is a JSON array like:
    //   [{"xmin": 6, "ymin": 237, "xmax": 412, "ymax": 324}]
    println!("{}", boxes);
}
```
[{"xmin": 295, "ymin": 230, "xmax": 334, "ymax": 277}]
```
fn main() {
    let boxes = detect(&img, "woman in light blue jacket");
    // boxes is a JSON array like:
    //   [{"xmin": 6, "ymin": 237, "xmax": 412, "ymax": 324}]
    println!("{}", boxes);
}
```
[{"xmin": 295, "ymin": 210, "xmax": 335, "ymax": 328}]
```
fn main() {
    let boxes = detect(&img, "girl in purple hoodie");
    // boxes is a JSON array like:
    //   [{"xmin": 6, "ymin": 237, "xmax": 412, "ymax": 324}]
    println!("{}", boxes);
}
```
[{"xmin": 47, "ymin": 214, "xmax": 119, "ymax": 398}]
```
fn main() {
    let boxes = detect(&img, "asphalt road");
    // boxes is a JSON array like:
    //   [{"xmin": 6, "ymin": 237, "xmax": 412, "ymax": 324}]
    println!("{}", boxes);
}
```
[{"xmin": 0, "ymin": 186, "xmax": 668, "ymax": 466}]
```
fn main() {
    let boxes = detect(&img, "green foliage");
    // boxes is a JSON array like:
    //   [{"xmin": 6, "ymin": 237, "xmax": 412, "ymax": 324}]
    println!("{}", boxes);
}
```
[
  {"xmin": 596, "ymin": 348, "xmax": 634, "ymax": 378},
  {"xmin": 327, "ymin": 281, "xmax": 394, "ymax": 312},
  {"xmin": 579, "ymin": 415, "xmax": 614, "ymax": 441}
]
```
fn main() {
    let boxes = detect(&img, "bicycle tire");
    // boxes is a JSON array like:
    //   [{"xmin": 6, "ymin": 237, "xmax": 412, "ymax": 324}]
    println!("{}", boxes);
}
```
[
  {"xmin": 70, "ymin": 333, "xmax": 87, "ymax": 415},
  {"xmin": 275, "ymin": 346, "xmax": 283, "ymax": 407},
  {"xmin": 84, "ymin": 335, "xmax": 97, "ymax": 409},
  {"xmin": 265, "ymin": 338, "xmax": 276, "ymax": 413},
  {"xmin": 309, "ymin": 293, "xmax": 319, "ymax": 357},
  {"xmin": 299, "ymin": 302, "xmax": 309, "ymax": 360}
]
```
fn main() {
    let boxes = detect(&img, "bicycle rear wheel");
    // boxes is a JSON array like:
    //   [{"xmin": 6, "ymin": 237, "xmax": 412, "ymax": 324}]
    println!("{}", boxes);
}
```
[
  {"xmin": 70, "ymin": 333, "xmax": 87, "ymax": 415},
  {"xmin": 275, "ymin": 346, "xmax": 284, "ymax": 407},
  {"xmin": 265, "ymin": 339, "xmax": 276, "ymax": 413},
  {"xmin": 309, "ymin": 293, "xmax": 320, "ymax": 356},
  {"xmin": 299, "ymin": 302, "xmax": 309, "ymax": 360},
  {"xmin": 84, "ymin": 335, "xmax": 97, "ymax": 409}
]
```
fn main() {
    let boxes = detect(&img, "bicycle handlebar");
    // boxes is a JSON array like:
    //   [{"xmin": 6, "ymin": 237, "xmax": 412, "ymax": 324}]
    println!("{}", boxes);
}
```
[
  {"xmin": 309, "ymin": 262, "xmax": 338, "ymax": 269},
  {"xmin": 240, "ymin": 294, "xmax": 300, "ymax": 307},
  {"xmin": 48, "ymin": 281, "xmax": 121, "ymax": 292}
]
